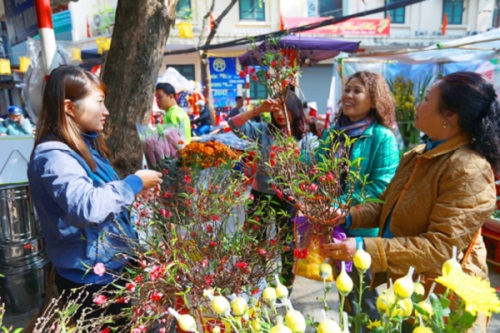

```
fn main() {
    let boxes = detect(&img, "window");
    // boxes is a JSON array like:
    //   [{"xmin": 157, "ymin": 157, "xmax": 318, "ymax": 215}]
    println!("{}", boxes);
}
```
[
  {"xmin": 443, "ymin": 0, "xmax": 464, "ymax": 25},
  {"xmin": 385, "ymin": 0, "xmax": 405, "ymax": 24},
  {"xmin": 176, "ymin": 0, "xmax": 191, "ymax": 19},
  {"xmin": 308, "ymin": 0, "xmax": 342, "ymax": 17},
  {"xmin": 250, "ymin": 81, "xmax": 267, "ymax": 100},
  {"xmin": 167, "ymin": 65, "xmax": 195, "ymax": 81},
  {"xmin": 239, "ymin": 0, "xmax": 265, "ymax": 21}
]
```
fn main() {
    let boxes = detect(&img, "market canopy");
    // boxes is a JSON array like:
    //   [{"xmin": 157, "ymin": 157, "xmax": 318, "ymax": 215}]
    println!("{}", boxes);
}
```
[
  {"xmin": 350, "ymin": 28, "xmax": 500, "ymax": 64},
  {"xmin": 238, "ymin": 35, "xmax": 360, "ymax": 67}
]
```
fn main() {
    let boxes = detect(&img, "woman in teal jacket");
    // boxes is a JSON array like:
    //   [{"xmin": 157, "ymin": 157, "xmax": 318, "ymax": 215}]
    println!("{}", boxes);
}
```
[{"xmin": 317, "ymin": 71, "xmax": 399, "ymax": 329}]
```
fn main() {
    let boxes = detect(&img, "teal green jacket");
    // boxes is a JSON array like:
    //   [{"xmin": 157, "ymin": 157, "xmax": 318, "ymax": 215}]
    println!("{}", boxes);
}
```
[{"xmin": 317, "ymin": 123, "xmax": 399, "ymax": 237}]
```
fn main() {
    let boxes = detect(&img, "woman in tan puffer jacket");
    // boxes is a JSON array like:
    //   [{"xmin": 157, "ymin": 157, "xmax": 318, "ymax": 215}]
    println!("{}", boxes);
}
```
[{"xmin": 323, "ymin": 71, "xmax": 500, "ymax": 332}]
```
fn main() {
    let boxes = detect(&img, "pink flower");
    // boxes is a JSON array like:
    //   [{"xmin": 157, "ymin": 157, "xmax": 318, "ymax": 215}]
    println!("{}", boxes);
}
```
[
  {"xmin": 205, "ymin": 275, "xmax": 213, "ymax": 285},
  {"xmin": 327, "ymin": 172, "xmax": 335, "ymax": 182},
  {"xmin": 159, "ymin": 328, "xmax": 166, "ymax": 333},
  {"xmin": 258, "ymin": 248, "xmax": 267, "ymax": 255},
  {"xmin": 160, "ymin": 209, "xmax": 172, "ymax": 218},
  {"xmin": 308, "ymin": 183, "xmax": 318, "ymax": 192},
  {"xmin": 93, "ymin": 294, "xmax": 107, "ymax": 306},
  {"xmin": 150, "ymin": 265, "xmax": 165, "ymax": 281},
  {"xmin": 93, "ymin": 263, "xmax": 106, "ymax": 277}
]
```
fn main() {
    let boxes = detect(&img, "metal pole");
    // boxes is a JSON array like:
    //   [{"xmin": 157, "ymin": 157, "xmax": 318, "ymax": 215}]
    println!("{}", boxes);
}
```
[{"xmin": 34, "ymin": 0, "xmax": 57, "ymax": 77}]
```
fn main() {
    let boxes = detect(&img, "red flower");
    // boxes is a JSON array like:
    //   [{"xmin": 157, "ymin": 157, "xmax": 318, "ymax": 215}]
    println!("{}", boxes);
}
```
[
  {"xmin": 319, "ymin": 176, "xmax": 326, "ymax": 183},
  {"xmin": 115, "ymin": 297, "xmax": 130, "ymax": 304},
  {"xmin": 206, "ymin": 224, "xmax": 213, "ymax": 233},
  {"xmin": 202, "ymin": 259, "xmax": 209, "ymax": 268},
  {"xmin": 135, "ymin": 275, "xmax": 143, "ymax": 283},
  {"xmin": 293, "ymin": 248, "xmax": 309, "ymax": 259},
  {"xmin": 251, "ymin": 288, "xmax": 261, "ymax": 295},
  {"xmin": 163, "ymin": 192, "xmax": 172, "ymax": 199},
  {"xmin": 205, "ymin": 275, "xmax": 213, "ymax": 285},
  {"xmin": 101, "ymin": 328, "xmax": 111, "ymax": 333},
  {"xmin": 184, "ymin": 174, "xmax": 191, "ymax": 183},
  {"xmin": 209, "ymin": 241, "xmax": 217, "ymax": 247},
  {"xmin": 234, "ymin": 190, "xmax": 241, "ymax": 197},
  {"xmin": 271, "ymin": 60, "xmax": 278, "ymax": 67},
  {"xmin": 252, "ymin": 225, "xmax": 259, "ymax": 232},
  {"xmin": 235, "ymin": 262, "xmax": 249, "ymax": 269},
  {"xmin": 308, "ymin": 183, "xmax": 318, "ymax": 192},
  {"xmin": 270, "ymin": 238, "xmax": 278, "ymax": 246},
  {"xmin": 258, "ymin": 248, "xmax": 267, "ymax": 255},
  {"xmin": 162, "ymin": 168, "xmax": 169, "ymax": 174},
  {"xmin": 251, "ymin": 74, "xmax": 258, "ymax": 81},
  {"xmin": 249, "ymin": 67, "xmax": 256, "ymax": 74},
  {"xmin": 126, "ymin": 282, "xmax": 136, "ymax": 292},
  {"xmin": 210, "ymin": 215, "xmax": 221, "ymax": 222},
  {"xmin": 150, "ymin": 265, "xmax": 165, "ymax": 281},
  {"xmin": 140, "ymin": 260, "xmax": 147, "ymax": 269},
  {"xmin": 239, "ymin": 70, "xmax": 247, "ymax": 78},
  {"xmin": 327, "ymin": 172, "xmax": 335, "ymax": 182},
  {"xmin": 134, "ymin": 308, "xmax": 142, "ymax": 316},
  {"xmin": 160, "ymin": 208, "xmax": 172, "ymax": 218},
  {"xmin": 151, "ymin": 292, "xmax": 163, "ymax": 302}
]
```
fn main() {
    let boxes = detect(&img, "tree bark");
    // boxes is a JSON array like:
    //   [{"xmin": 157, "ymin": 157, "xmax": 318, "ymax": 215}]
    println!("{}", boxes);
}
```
[
  {"xmin": 199, "ymin": 0, "xmax": 238, "ymax": 123},
  {"xmin": 102, "ymin": 0, "xmax": 177, "ymax": 176}
]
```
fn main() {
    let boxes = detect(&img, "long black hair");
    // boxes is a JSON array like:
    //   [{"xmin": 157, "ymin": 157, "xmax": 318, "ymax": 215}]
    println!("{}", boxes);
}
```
[
  {"xmin": 438, "ymin": 71, "xmax": 500, "ymax": 172},
  {"xmin": 269, "ymin": 89, "xmax": 309, "ymax": 141}
]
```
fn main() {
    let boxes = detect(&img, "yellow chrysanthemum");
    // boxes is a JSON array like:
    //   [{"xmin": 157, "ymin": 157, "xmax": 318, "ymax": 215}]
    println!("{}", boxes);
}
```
[
  {"xmin": 367, "ymin": 320, "xmax": 382, "ymax": 329},
  {"xmin": 435, "ymin": 271, "xmax": 500, "ymax": 316}
]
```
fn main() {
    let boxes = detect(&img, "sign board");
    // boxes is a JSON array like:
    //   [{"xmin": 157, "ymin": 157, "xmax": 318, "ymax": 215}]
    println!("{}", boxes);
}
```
[
  {"xmin": 283, "ymin": 17, "xmax": 390, "ymax": 36},
  {"xmin": 4, "ymin": 0, "xmax": 38, "ymax": 46},
  {"xmin": 0, "ymin": 136, "xmax": 35, "ymax": 186},
  {"xmin": 209, "ymin": 57, "xmax": 245, "ymax": 108},
  {"xmin": 53, "ymin": 10, "xmax": 72, "ymax": 34}
]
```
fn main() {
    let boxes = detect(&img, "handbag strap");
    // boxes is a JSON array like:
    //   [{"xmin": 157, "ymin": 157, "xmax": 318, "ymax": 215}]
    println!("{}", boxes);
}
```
[{"xmin": 461, "ymin": 228, "xmax": 480, "ymax": 268}]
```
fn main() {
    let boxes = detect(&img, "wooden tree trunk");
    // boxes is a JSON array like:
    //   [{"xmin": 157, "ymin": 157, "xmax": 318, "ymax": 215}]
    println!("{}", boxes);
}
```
[{"xmin": 102, "ymin": 0, "xmax": 176, "ymax": 176}]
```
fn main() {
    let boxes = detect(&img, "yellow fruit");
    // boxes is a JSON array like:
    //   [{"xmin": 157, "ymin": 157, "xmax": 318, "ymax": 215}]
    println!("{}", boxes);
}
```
[
  {"xmin": 285, "ymin": 309, "xmax": 306, "ymax": 333},
  {"xmin": 231, "ymin": 297, "xmax": 248, "ymax": 316},
  {"xmin": 168, "ymin": 308, "xmax": 198, "ymax": 332},
  {"xmin": 263, "ymin": 287, "xmax": 277, "ymax": 305},
  {"xmin": 275, "ymin": 275, "xmax": 289, "ymax": 300},
  {"xmin": 394, "ymin": 266, "xmax": 415, "ymax": 299},
  {"xmin": 376, "ymin": 291, "xmax": 395, "ymax": 315},
  {"xmin": 319, "ymin": 263, "xmax": 333, "ymax": 281},
  {"xmin": 317, "ymin": 318, "xmax": 341, "ymax": 333},
  {"xmin": 270, "ymin": 316, "xmax": 292, "ymax": 333},
  {"xmin": 416, "ymin": 300, "xmax": 433, "ymax": 320},
  {"xmin": 211, "ymin": 295, "xmax": 230, "ymax": 316},
  {"xmin": 353, "ymin": 248, "xmax": 372, "ymax": 272},
  {"xmin": 442, "ymin": 246, "xmax": 462, "ymax": 276},
  {"xmin": 336, "ymin": 261, "xmax": 353, "ymax": 296},
  {"xmin": 413, "ymin": 282, "xmax": 425, "ymax": 298},
  {"xmin": 393, "ymin": 298, "xmax": 413, "ymax": 318},
  {"xmin": 413, "ymin": 326, "xmax": 433, "ymax": 333},
  {"xmin": 251, "ymin": 319, "xmax": 261, "ymax": 332}
]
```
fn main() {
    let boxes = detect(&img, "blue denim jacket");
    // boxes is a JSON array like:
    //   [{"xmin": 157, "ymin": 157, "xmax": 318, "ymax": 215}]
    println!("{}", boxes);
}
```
[{"xmin": 28, "ymin": 133, "xmax": 143, "ymax": 284}]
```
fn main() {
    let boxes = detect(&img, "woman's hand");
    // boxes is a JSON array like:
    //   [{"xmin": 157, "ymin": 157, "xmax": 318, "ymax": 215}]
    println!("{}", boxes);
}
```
[
  {"xmin": 257, "ymin": 98, "xmax": 282, "ymax": 114},
  {"xmin": 135, "ymin": 170, "xmax": 163, "ymax": 191},
  {"xmin": 322, "ymin": 237, "xmax": 357, "ymax": 261}
]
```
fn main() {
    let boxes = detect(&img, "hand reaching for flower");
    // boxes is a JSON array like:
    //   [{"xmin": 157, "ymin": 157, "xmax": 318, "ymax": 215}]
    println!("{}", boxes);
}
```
[{"xmin": 322, "ymin": 237, "xmax": 357, "ymax": 261}]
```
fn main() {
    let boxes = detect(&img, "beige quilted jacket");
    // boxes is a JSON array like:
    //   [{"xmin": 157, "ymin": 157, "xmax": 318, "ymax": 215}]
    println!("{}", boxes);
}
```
[{"xmin": 350, "ymin": 132, "xmax": 496, "ymax": 280}]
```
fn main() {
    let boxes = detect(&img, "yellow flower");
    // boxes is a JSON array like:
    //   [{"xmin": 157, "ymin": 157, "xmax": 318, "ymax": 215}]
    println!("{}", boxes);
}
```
[
  {"xmin": 435, "ymin": 271, "xmax": 500, "ymax": 316},
  {"xmin": 367, "ymin": 320, "xmax": 382, "ymax": 329}
]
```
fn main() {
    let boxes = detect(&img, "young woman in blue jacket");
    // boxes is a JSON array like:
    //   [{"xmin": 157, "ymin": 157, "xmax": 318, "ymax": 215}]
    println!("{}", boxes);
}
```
[
  {"xmin": 316, "ymin": 71, "xmax": 400, "ymax": 329},
  {"xmin": 28, "ymin": 65, "xmax": 162, "ymax": 322}
]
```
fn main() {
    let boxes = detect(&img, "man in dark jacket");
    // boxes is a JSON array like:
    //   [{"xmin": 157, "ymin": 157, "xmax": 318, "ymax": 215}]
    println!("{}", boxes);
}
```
[{"xmin": 192, "ymin": 100, "xmax": 212, "ymax": 136}]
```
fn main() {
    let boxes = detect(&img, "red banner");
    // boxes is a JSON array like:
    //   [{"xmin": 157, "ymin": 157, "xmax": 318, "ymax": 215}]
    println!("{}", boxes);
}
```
[{"xmin": 283, "ymin": 17, "xmax": 390, "ymax": 36}]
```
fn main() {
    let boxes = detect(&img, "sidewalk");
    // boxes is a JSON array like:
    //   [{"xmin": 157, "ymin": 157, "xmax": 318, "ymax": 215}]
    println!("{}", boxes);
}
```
[{"xmin": 290, "ymin": 264, "xmax": 500, "ymax": 332}]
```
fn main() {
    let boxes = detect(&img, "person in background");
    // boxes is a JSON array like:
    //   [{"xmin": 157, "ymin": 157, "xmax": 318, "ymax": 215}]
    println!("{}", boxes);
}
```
[
  {"xmin": 228, "ymin": 95, "xmax": 261, "ymax": 122},
  {"xmin": 155, "ymin": 82, "xmax": 191, "ymax": 144},
  {"xmin": 323, "ymin": 71, "xmax": 500, "ymax": 333},
  {"xmin": 228, "ymin": 88, "xmax": 309, "ymax": 292},
  {"xmin": 316, "ymin": 71, "xmax": 400, "ymax": 330},
  {"xmin": 1, "ymin": 105, "xmax": 34, "ymax": 136},
  {"xmin": 28, "ymin": 65, "xmax": 163, "ymax": 326},
  {"xmin": 192, "ymin": 100, "xmax": 212, "ymax": 136}
]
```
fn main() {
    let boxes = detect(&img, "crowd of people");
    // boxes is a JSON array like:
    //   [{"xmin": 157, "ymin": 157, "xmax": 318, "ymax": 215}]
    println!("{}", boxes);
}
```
[{"xmin": 22, "ymin": 64, "xmax": 500, "ymax": 332}]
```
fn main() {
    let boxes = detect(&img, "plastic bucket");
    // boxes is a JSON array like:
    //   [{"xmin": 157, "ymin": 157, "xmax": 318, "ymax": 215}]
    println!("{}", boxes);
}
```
[{"xmin": 0, "ymin": 254, "xmax": 50, "ymax": 314}]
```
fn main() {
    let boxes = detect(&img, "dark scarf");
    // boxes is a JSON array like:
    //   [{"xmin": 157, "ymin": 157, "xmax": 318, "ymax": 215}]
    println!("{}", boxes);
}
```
[{"xmin": 331, "ymin": 115, "xmax": 374, "ymax": 158}]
